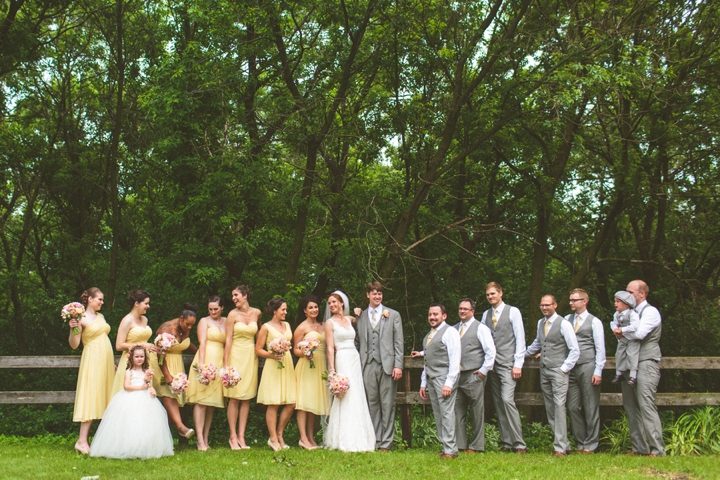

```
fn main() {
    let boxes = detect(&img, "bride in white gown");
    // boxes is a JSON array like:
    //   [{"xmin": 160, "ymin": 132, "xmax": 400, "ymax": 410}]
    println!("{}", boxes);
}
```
[{"xmin": 323, "ymin": 291, "xmax": 376, "ymax": 452}]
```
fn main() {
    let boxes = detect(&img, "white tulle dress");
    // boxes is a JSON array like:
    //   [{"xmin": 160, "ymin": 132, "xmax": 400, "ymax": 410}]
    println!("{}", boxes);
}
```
[
  {"xmin": 323, "ymin": 318, "xmax": 376, "ymax": 452},
  {"xmin": 90, "ymin": 369, "xmax": 174, "ymax": 459}
]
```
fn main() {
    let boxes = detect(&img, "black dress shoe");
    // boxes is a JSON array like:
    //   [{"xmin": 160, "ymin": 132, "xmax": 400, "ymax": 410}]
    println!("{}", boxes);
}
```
[{"xmin": 611, "ymin": 374, "xmax": 624, "ymax": 384}]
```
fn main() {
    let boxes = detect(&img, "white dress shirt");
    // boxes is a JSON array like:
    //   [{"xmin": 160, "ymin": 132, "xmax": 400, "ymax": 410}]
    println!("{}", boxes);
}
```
[
  {"xmin": 420, "ymin": 321, "xmax": 461, "ymax": 389},
  {"xmin": 625, "ymin": 300, "xmax": 662, "ymax": 361},
  {"xmin": 480, "ymin": 302, "xmax": 526, "ymax": 368},
  {"xmin": 457, "ymin": 317, "xmax": 496, "ymax": 376},
  {"xmin": 526, "ymin": 313, "xmax": 580, "ymax": 373},
  {"xmin": 565, "ymin": 311, "xmax": 606, "ymax": 377},
  {"xmin": 610, "ymin": 309, "xmax": 640, "ymax": 335}
]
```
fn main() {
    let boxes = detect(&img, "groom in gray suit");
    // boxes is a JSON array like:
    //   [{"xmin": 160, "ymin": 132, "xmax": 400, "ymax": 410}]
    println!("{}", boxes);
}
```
[{"xmin": 354, "ymin": 281, "xmax": 404, "ymax": 450}]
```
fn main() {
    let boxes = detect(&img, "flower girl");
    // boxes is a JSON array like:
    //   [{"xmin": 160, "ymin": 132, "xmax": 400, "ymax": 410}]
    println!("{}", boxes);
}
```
[{"xmin": 90, "ymin": 345, "xmax": 174, "ymax": 459}]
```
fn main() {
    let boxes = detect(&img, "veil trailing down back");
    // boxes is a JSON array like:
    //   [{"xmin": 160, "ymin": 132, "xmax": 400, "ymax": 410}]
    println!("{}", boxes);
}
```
[
  {"xmin": 323, "ymin": 290, "xmax": 350, "ymax": 321},
  {"xmin": 323, "ymin": 290, "xmax": 375, "ymax": 452}
]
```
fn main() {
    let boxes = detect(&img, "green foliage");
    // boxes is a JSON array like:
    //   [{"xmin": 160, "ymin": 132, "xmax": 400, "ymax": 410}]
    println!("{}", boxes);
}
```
[
  {"xmin": 600, "ymin": 412, "xmax": 631, "ymax": 454},
  {"xmin": 665, "ymin": 407, "xmax": 720, "ymax": 456}
]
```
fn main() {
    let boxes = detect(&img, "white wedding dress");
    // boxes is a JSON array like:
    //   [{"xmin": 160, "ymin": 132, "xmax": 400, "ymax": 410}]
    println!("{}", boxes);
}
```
[
  {"xmin": 323, "ymin": 318, "xmax": 376, "ymax": 452},
  {"xmin": 90, "ymin": 369, "xmax": 174, "ymax": 459}
]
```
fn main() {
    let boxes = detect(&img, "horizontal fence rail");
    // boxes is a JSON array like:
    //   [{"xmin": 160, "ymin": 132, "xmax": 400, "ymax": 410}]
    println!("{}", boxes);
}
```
[{"xmin": 1, "ymin": 356, "xmax": 718, "ymax": 405}]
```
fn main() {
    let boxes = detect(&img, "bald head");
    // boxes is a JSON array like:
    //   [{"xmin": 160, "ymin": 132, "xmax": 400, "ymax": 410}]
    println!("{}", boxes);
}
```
[{"xmin": 626, "ymin": 280, "xmax": 648, "ymax": 305}]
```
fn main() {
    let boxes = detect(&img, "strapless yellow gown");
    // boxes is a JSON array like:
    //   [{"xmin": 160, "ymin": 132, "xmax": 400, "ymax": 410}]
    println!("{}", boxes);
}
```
[
  {"xmin": 111, "ymin": 325, "xmax": 153, "ymax": 397},
  {"xmin": 295, "ymin": 330, "xmax": 330, "ymax": 415},
  {"xmin": 224, "ymin": 322, "xmax": 258, "ymax": 400},
  {"xmin": 186, "ymin": 327, "xmax": 225, "ymax": 408},
  {"xmin": 73, "ymin": 314, "xmax": 115, "ymax": 422},
  {"xmin": 149, "ymin": 337, "xmax": 191, "ymax": 406},
  {"xmin": 257, "ymin": 322, "xmax": 296, "ymax": 405}
]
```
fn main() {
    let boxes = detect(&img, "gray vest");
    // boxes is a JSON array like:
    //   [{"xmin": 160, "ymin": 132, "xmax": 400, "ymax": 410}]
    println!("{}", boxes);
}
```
[
  {"xmin": 638, "ymin": 304, "xmax": 662, "ymax": 361},
  {"xmin": 368, "ymin": 320, "xmax": 382, "ymax": 364},
  {"xmin": 572, "ymin": 313, "xmax": 596, "ymax": 366},
  {"xmin": 485, "ymin": 306, "xmax": 514, "ymax": 366},
  {"xmin": 423, "ymin": 323, "xmax": 450, "ymax": 380},
  {"xmin": 539, "ymin": 316, "xmax": 569, "ymax": 369},
  {"xmin": 457, "ymin": 320, "xmax": 485, "ymax": 372}
]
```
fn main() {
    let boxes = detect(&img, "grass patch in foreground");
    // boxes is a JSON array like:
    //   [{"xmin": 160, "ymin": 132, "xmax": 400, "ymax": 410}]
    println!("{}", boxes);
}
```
[{"xmin": 1, "ymin": 438, "xmax": 719, "ymax": 480}]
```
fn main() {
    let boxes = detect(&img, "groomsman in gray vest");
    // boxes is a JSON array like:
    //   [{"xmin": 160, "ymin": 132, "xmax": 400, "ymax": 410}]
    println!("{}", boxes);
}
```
[
  {"xmin": 566, "ymin": 288, "xmax": 606, "ymax": 454},
  {"xmin": 481, "ymin": 282, "xmax": 527, "ymax": 453},
  {"xmin": 412, "ymin": 304, "xmax": 461, "ymax": 459},
  {"xmin": 354, "ymin": 281, "xmax": 404, "ymax": 451},
  {"xmin": 454, "ymin": 298, "xmax": 496, "ymax": 453},
  {"xmin": 526, "ymin": 295, "xmax": 580, "ymax": 456},
  {"xmin": 620, "ymin": 280, "xmax": 665, "ymax": 457}
]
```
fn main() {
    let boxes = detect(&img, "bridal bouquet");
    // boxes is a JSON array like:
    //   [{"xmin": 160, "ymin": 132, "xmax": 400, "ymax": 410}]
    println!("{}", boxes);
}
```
[
  {"xmin": 170, "ymin": 372, "xmax": 189, "ymax": 394},
  {"xmin": 297, "ymin": 337, "xmax": 321, "ymax": 368},
  {"xmin": 324, "ymin": 372, "xmax": 350, "ymax": 398},
  {"xmin": 61, "ymin": 302, "xmax": 85, "ymax": 335},
  {"xmin": 154, "ymin": 332, "xmax": 178, "ymax": 365},
  {"xmin": 268, "ymin": 338, "xmax": 291, "ymax": 369},
  {"xmin": 219, "ymin": 366, "xmax": 241, "ymax": 388},
  {"xmin": 193, "ymin": 363, "xmax": 218, "ymax": 385}
]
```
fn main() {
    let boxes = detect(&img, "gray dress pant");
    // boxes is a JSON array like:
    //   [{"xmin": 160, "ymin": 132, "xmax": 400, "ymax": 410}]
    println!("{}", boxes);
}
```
[
  {"xmin": 540, "ymin": 366, "xmax": 570, "ymax": 453},
  {"xmin": 454, "ymin": 370, "xmax": 486, "ymax": 451},
  {"xmin": 568, "ymin": 361, "xmax": 601, "ymax": 451},
  {"xmin": 621, "ymin": 359, "xmax": 665, "ymax": 456},
  {"xmin": 488, "ymin": 363, "xmax": 526, "ymax": 449},
  {"xmin": 427, "ymin": 375, "xmax": 458, "ymax": 455},
  {"xmin": 362, "ymin": 360, "xmax": 398, "ymax": 449}
]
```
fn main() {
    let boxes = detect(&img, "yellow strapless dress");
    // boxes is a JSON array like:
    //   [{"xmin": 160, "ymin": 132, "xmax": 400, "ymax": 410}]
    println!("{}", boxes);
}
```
[
  {"xmin": 111, "ymin": 325, "xmax": 153, "ymax": 397},
  {"xmin": 257, "ymin": 322, "xmax": 296, "ymax": 405},
  {"xmin": 73, "ymin": 314, "xmax": 115, "ymax": 422},
  {"xmin": 295, "ymin": 330, "xmax": 330, "ymax": 415},
  {"xmin": 224, "ymin": 322, "xmax": 258, "ymax": 400},
  {"xmin": 186, "ymin": 327, "xmax": 225, "ymax": 408},
  {"xmin": 149, "ymin": 337, "xmax": 191, "ymax": 406}
]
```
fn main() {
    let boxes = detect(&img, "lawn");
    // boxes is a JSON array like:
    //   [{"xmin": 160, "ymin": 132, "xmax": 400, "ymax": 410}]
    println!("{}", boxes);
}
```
[{"xmin": 0, "ymin": 438, "xmax": 717, "ymax": 480}]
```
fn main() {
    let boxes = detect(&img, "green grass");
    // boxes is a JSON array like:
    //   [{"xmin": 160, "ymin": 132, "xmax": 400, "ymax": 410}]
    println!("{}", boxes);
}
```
[{"xmin": 0, "ymin": 437, "xmax": 718, "ymax": 479}]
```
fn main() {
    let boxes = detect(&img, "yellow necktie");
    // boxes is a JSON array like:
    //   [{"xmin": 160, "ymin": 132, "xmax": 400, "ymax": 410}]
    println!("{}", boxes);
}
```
[
  {"xmin": 371, "ymin": 309, "xmax": 379, "ymax": 329},
  {"xmin": 459, "ymin": 322, "xmax": 467, "ymax": 338},
  {"xmin": 544, "ymin": 320, "xmax": 550, "ymax": 336},
  {"xmin": 426, "ymin": 328, "xmax": 436, "ymax": 346},
  {"xmin": 574, "ymin": 315, "xmax": 581, "ymax": 333},
  {"xmin": 492, "ymin": 310, "xmax": 498, "ymax": 328}
]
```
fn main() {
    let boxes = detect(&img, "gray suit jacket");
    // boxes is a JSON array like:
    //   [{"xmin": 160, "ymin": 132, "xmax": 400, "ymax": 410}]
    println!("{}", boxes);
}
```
[{"xmin": 355, "ymin": 306, "xmax": 404, "ymax": 375}]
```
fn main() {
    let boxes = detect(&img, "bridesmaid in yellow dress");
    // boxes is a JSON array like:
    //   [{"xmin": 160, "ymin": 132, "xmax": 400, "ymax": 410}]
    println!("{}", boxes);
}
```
[
  {"xmin": 186, "ymin": 296, "xmax": 226, "ymax": 451},
  {"xmin": 223, "ymin": 286, "xmax": 261, "ymax": 450},
  {"xmin": 256, "ymin": 297, "xmax": 296, "ymax": 451},
  {"xmin": 293, "ymin": 295, "xmax": 330, "ymax": 450},
  {"xmin": 68, "ymin": 287, "xmax": 115, "ymax": 455},
  {"xmin": 111, "ymin": 290, "xmax": 157, "ymax": 397},
  {"xmin": 148, "ymin": 302, "xmax": 198, "ymax": 439}
]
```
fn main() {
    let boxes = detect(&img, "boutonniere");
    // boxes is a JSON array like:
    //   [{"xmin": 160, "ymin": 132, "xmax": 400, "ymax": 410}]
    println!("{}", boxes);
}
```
[{"xmin": 382, "ymin": 310, "xmax": 389, "ymax": 319}]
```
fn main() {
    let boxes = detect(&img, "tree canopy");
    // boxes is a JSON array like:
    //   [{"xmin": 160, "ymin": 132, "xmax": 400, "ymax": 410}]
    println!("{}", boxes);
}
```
[{"xmin": 1, "ymin": 0, "xmax": 719, "ymax": 370}]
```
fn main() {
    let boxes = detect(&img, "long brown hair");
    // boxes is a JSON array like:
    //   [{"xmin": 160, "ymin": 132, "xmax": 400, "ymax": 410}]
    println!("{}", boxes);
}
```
[{"xmin": 127, "ymin": 345, "xmax": 150, "ymax": 371}]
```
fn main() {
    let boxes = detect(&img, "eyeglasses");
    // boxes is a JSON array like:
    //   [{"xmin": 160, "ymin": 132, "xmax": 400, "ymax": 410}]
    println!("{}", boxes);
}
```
[
  {"xmin": 539, "ymin": 304, "xmax": 554, "ymax": 307},
  {"xmin": 568, "ymin": 298, "xmax": 586, "ymax": 303},
  {"xmin": 458, "ymin": 307, "xmax": 473, "ymax": 311}
]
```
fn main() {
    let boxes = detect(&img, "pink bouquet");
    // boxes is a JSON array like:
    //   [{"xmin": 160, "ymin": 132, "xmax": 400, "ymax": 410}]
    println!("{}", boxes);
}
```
[
  {"xmin": 219, "ymin": 366, "xmax": 241, "ymax": 388},
  {"xmin": 297, "ymin": 337, "xmax": 321, "ymax": 368},
  {"xmin": 268, "ymin": 338, "xmax": 291, "ymax": 369},
  {"xmin": 154, "ymin": 332, "xmax": 178, "ymax": 365},
  {"xmin": 144, "ymin": 369, "xmax": 155, "ymax": 384},
  {"xmin": 193, "ymin": 363, "xmax": 218, "ymax": 385},
  {"xmin": 61, "ymin": 302, "xmax": 85, "ymax": 335},
  {"xmin": 325, "ymin": 372, "xmax": 350, "ymax": 398},
  {"xmin": 170, "ymin": 372, "xmax": 189, "ymax": 394}
]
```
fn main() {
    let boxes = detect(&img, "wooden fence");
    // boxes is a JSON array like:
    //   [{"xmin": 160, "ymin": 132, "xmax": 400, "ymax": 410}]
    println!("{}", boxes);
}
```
[{"xmin": 1, "ymin": 355, "xmax": 719, "ymax": 446}]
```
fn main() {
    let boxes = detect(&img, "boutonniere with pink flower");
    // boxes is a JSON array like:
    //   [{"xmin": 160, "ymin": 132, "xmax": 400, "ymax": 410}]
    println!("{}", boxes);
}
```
[{"xmin": 382, "ymin": 310, "xmax": 390, "ymax": 319}]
